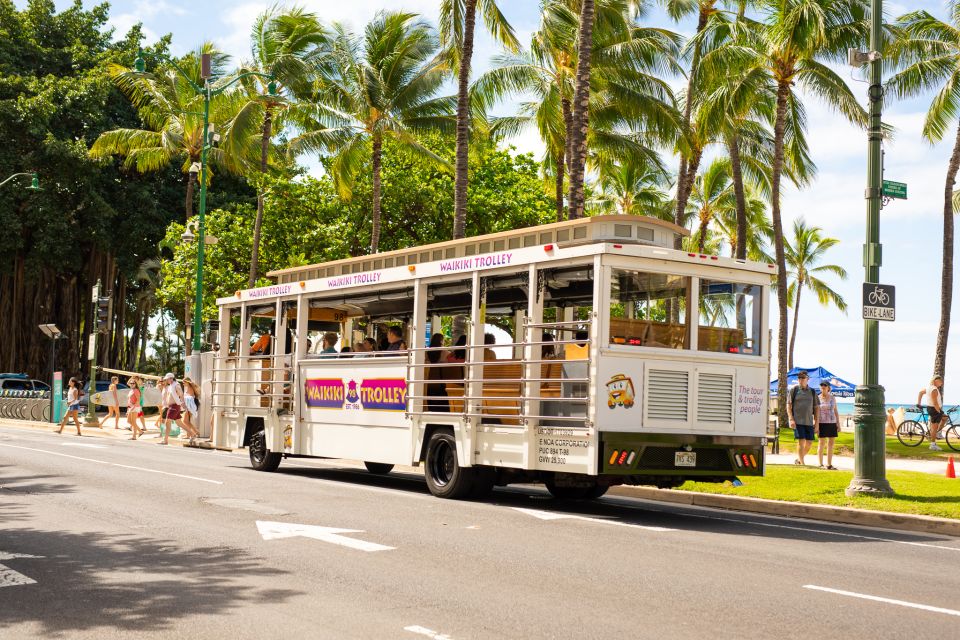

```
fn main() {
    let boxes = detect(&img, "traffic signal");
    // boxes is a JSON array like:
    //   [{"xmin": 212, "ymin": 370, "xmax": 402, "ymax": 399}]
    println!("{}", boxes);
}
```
[{"xmin": 96, "ymin": 296, "xmax": 111, "ymax": 334}]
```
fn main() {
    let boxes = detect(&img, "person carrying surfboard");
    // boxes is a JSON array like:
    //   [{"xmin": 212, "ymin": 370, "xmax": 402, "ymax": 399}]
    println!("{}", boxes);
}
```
[{"xmin": 99, "ymin": 376, "xmax": 122, "ymax": 429}]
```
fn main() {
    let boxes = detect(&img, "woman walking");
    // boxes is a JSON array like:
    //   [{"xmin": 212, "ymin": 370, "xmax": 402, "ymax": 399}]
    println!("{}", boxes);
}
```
[
  {"xmin": 182, "ymin": 377, "xmax": 201, "ymax": 442},
  {"xmin": 56, "ymin": 377, "xmax": 83, "ymax": 435},
  {"xmin": 817, "ymin": 381, "xmax": 840, "ymax": 470},
  {"xmin": 126, "ymin": 376, "xmax": 144, "ymax": 439},
  {"xmin": 99, "ymin": 376, "xmax": 122, "ymax": 429}
]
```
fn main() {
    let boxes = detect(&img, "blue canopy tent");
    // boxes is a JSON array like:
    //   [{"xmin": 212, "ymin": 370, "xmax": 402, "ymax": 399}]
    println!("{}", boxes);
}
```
[{"xmin": 769, "ymin": 366, "xmax": 857, "ymax": 398}]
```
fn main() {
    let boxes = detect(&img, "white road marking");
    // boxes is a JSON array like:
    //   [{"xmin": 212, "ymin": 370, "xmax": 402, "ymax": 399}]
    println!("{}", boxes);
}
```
[
  {"xmin": 0, "ymin": 443, "xmax": 222, "ymax": 485},
  {"xmin": 804, "ymin": 585, "xmax": 960, "ymax": 617},
  {"xmin": 404, "ymin": 625, "xmax": 454, "ymax": 639},
  {"xmin": 0, "ymin": 552, "xmax": 43, "ymax": 589},
  {"xmin": 256, "ymin": 520, "xmax": 394, "ymax": 552},
  {"xmin": 512, "ymin": 507, "xmax": 675, "ymax": 532},
  {"xmin": 60, "ymin": 442, "xmax": 107, "ymax": 449}
]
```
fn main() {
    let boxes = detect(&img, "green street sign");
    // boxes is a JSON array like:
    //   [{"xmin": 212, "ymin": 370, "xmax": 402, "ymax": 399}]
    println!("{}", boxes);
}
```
[{"xmin": 882, "ymin": 180, "xmax": 907, "ymax": 199}]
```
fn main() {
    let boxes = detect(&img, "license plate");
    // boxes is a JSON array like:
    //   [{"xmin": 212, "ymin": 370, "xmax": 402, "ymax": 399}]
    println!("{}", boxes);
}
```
[{"xmin": 675, "ymin": 451, "xmax": 696, "ymax": 467}]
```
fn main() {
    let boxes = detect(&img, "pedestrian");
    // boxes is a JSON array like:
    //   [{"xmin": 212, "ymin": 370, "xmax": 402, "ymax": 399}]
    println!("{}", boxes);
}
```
[
  {"xmin": 154, "ymin": 378, "xmax": 167, "ymax": 429},
  {"xmin": 55, "ymin": 376, "xmax": 83, "ymax": 436},
  {"xmin": 158, "ymin": 373, "xmax": 198, "ymax": 445},
  {"xmin": 817, "ymin": 381, "xmax": 839, "ymax": 470},
  {"xmin": 917, "ymin": 375, "xmax": 946, "ymax": 451},
  {"xmin": 126, "ymin": 376, "xmax": 144, "ymax": 439},
  {"xmin": 182, "ymin": 376, "xmax": 201, "ymax": 439},
  {"xmin": 786, "ymin": 371, "xmax": 819, "ymax": 465},
  {"xmin": 425, "ymin": 332, "xmax": 449, "ymax": 413},
  {"xmin": 99, "ymin": 376, "xmax": 122, "ymax": 429}
]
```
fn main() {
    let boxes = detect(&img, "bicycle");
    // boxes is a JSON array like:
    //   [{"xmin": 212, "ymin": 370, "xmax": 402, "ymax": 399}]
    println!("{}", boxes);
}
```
[{"xmin": 896, "ymin": 405, "xmax": 960, "ymax": 451}]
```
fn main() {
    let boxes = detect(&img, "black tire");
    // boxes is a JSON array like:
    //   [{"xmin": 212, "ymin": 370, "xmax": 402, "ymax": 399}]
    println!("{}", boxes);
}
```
[
  {"xmin": 424, "ymin": 430, "xmax": 475, "ymax": 499},
  {"xmin": 583, "ymin": 484, "xmax": 609, "ymax": 499},
  {"xmin": 897, "ymin": 420, "xmax": 925, "ymax": 447},
  {"xmin": 945, "ymin": 426, "xmax": 960, "ymax": 452},
  {"xmin": 249, "ymin": 429, "xmax": 282, "ymax": 472},
  {"xmin": 364, "ymin": 461, "xmax": 394, "ymax": 475},
  {"xmin": 469, "ymin": 467, "xmax": 497, "ymax": 499},
  {"xmin": 544, "ymin": 478, "xmax": 590, "ymax": 500}
]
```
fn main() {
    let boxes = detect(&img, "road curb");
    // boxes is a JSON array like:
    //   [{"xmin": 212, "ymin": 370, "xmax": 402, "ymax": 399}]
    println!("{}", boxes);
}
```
[
  {"xmin": 0, "ymin": 417, "xmax": 223, "ymax": 450},
  {"xmin": 613, "ymin": 486, "xmax": 960, "ymax": 537}
]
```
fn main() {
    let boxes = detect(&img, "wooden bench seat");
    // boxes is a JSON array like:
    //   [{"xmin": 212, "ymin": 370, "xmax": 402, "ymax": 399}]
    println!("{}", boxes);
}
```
[{"xmin": 441, "ymin": 359, "xmax": 564, "ymax": 424}]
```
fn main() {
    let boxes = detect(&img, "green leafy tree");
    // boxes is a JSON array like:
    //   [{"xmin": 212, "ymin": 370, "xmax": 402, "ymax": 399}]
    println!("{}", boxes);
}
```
[
  {"xmin": 687, "ymin": 157, "xmax": 736, "ymax": 253},
  {"xmin": 784, "ymin": 218, "xmax": 847, "ymax": 369},
  {"xmin": 887, "ymin": 7, "xmax": 960, "ymax": 378},
  {"xmin": 290, "ymin": 12, "xmax": 453, "ymax": 253},
  {"xmin": 590, "ymin": 153, "xmax": 671, "ymax": 216},
  {"xmin": 439, "ymin": 0, "xmax": 519, "ymax": 240}
]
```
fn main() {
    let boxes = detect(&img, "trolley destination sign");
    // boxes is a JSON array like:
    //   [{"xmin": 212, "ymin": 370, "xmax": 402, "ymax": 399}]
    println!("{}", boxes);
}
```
[{"xmin": 862, "ymin": 283, "xmax": 895, "ymax": 321}]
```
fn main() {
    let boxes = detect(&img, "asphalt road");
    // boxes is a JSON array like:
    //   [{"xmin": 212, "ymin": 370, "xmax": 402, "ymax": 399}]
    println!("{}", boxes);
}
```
[{"xmin": 1, "ymin": 422, "xmax": 958, "ymax": 640}]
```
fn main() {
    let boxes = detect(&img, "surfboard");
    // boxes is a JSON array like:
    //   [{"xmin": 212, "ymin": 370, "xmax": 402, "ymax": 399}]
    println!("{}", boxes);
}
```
[{"xmin": 91, "ymin": 386, "xmax": 162, "ymax": 408}]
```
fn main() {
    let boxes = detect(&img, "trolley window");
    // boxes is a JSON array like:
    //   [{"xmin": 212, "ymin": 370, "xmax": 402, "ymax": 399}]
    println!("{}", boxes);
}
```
[
  {"xmin": 609, "ymin": 269, "xmax": 690, "ymax": 349},
  {"xmin": 698, "ymin": 280, "xmax": 761, "ymax": 356}
]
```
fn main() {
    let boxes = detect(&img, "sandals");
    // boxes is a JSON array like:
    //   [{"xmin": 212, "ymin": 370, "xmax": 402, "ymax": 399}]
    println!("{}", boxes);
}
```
[
  {"xmin": 793, "ymin": 459, "xmax": 802, "ymax": 465},
  {"xmin": 826, "ymin": 465, "xmax": 838, "ymax": 470}
]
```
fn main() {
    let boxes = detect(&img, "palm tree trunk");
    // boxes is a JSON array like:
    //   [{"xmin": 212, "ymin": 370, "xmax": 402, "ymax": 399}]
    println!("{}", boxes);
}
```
[
  {"xmin": 370, "ymin": 132, "xmax": 384, "ymax": 253},
  {"xmin": 935, "ymin": 124, "xmax": 960, "ymax": 377},
  {"xmin": 452, "ymin": 0, "xmax": 477, "ymax": 240},
  {"xmin": 697, "ymin": 218, "xmax": 708, "ymax": 254},
  {"xmin": 674, "ymin": 10, "xmax": 709, "ymax": 233},
  {"xmin": 562, "ymin": 96, "xmax": 573, "ymax": 174},
  {"xmin": 771, "ymin": 81, "xmax": 791, "ymax": 428},
  {"xmin": 567, "ymin": 0, "xmax": 596, "ymax": 220},
  {"xmin": 249, "ymin": 108, "xmax": 273, "ymax": 288},
  {"xmin": 788, "ymin": 280, "xmax": 802, "ymax": 371},
  {"xmin": 555, "ymin": 151, "xmax": 565, "ymax": 222},
  {"xmin": 728, "ymin": 133, "xmax": 748, "ymax": 260}
]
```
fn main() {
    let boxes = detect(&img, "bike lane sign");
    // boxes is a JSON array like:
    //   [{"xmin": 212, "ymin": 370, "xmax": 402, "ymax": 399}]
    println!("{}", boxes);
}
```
[{"xmin": 863, "ymin": 283, "xmax": 895, "ymax": 321}]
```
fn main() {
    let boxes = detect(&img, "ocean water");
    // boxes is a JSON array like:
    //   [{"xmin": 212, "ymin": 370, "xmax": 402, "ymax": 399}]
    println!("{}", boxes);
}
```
[{"xmin": 835, "ymin": 402, "xmax": 958, "ymax": 416}]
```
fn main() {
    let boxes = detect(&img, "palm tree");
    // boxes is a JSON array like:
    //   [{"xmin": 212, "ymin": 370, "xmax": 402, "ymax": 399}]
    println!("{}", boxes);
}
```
[
  {"xmin": 90, "ymin": 44, "xmax": 249, "ymax": 221},
  {"xmin": 687, "ymin": 157, "xmax": 736, "ymax": 253},
  {"xmin": 232, "ymin": 7, "xmax": 331, "ymax": 287},
  {"xmin": 591, "ymin": 153, "xmax": 671, "ymax": 216},
  {"xmin": 567, "ymin": 0, "xmax": 597, "ymax": 219},
  {"xmin": 290, "ymin": 12, "xmax": 452, "ymax": 253},
  {"xmin": 439, "ymin": 0, "xmax": 519, "ymax": 240},
  {"xmin": 707, "ymin": 0, "xmax": 867, "ymax": 425},
  {"xmin": 887, "ymin": 8, "xmax": 960, "ymax": 378},
  {"xmin": 784, "ymin": 218, "xmax": 847, "ymax": 369},
  {"xmin": 714, "ymin": 185, "xmax": 772, "ymax": 261}
]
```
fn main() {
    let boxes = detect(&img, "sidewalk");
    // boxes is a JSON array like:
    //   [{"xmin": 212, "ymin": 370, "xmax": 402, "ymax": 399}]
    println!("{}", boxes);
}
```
[
  {"xmin": 0, "ymin": 416, "xmax": 216, "ymax": 449},
  {"xmin": 767, "ymin": 452, "xmax": 951, "ymax": 475}
]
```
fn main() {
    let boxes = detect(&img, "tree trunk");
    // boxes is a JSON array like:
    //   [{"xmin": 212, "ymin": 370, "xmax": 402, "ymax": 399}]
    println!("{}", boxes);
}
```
[
  {"xmin": 788, "ymin": 279, "xmax": 802, "ymax": 371},
  {"xmin": 934, "ymin": 123, "xmax": 960, "ymax": 377},
  {"xmin": 728, "ymin": 133, "xmax": 749, "ymax": 260},
  {"xmin": 370, "ymin": 132, "xmax": 384, "ymax": 253},
  {"xmin": 452, "ymin": 0, "xmax": 477, "ymax": 240},
  {"xmin": 562, "ymin": 96, "xmax": 573, "ymax": 176},
  {"xmin": 697, "ymin": 217, "xmax": 708, "ymax": 254},
  {"xmin": 567, "ymin": 0, "xmax": 596, "ymax": 220},
  {"xmin": 249, "ymin": 107, "xmax": 273, "ymax": 287},
  {"xmin": 555, "ymin": 151, "xmax": 566, "ymax": 222},
  {"xmin": 771, "ymin": 80, "xmax": 791, "ymax": 429},
  {"xmin": 674, "ymin": 10, "xmax": 709, "ymax": 233}
]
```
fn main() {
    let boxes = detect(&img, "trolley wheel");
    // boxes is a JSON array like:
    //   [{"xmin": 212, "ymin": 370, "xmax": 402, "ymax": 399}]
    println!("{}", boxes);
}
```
[
  {"xmin": 364, "ymin": 461, "xmax": 394, "ymax": 475},
  {"xmin": 249, "ymin": 429, "xmax": 282, "ymax": 472},
  {"xmin": 945, "ymin": 426, "xmax": 960, "ymax": 452},
  {"xmin": 544, "ymin": 479, "xmax": 589, "ymax": 500},
  {"xmin": 424, "ymin": 430, "xmax": 476, "ymax": 499},
  {"xmin": 582, "ymin": 484, "xmax": 609, "ymax": 500},
  {"xmin": 896, "ymin": 420, "xmax": 925, "ymax": 447}
]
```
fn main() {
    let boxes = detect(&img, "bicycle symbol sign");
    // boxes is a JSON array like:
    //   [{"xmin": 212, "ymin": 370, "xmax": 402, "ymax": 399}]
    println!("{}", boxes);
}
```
[{"xmin": 862, "ymin": 283, "xmax": 895, "ymax": 321}]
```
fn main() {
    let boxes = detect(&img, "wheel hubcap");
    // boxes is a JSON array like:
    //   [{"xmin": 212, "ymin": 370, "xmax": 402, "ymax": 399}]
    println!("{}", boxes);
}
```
[{"xmin": 430, "ymin": 440, "xmax": 455, "ymax": 487}]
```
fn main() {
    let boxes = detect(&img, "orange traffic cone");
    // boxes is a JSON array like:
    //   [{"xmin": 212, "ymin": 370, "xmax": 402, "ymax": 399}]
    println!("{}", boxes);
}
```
[{"xmin": 947, "ymin": 456, "xmax": 956, "ymax": 479}]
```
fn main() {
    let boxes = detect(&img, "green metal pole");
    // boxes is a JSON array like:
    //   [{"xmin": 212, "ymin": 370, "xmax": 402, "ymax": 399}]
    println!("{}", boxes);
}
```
[
  {"xmin": 84, "ymin": 279, "xmax": 100, "ymax": 427},
  {"xmin": 847, "ymin": 0, "xmax": 893, "ymax": 496},
  {"xmin": 193, "ymin": 84, "xmax": 210, "ymax": 353}
]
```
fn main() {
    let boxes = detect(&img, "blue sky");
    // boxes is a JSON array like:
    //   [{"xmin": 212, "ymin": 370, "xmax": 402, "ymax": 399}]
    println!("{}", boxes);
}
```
[{"xmin": 21, "ymin": 0, "xmax": 960, "ymax": 401}]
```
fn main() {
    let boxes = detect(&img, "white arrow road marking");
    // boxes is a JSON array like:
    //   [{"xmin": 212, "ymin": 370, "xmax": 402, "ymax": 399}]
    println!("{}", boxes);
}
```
[
  {"xmin": 256, "ymin": 521, "xmax": 394, "ymax": 552},
  {"xmin": 404, "ymin": 625, "xmax": 454, "ymax": 639},
  {"xmin": 804, "ymin": 585, "xmax": 960, "ymax": 617},
  {"xmin": 512, "ymin": 507, "xmax": 675, "ymax": 532},
  {"xmin": 0, "ymin": 552, "xmax": 43, "ymax": 589}
]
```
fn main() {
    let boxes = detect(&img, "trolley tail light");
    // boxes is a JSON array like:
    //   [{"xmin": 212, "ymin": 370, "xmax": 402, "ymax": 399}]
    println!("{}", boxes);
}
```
[
  {"xmin": 741, "ymin": 454, "xmax": 750, "ymax": 468},
  {"xmin": 618, "ymin": 451, "xmax": 628, "ymax": 465}
]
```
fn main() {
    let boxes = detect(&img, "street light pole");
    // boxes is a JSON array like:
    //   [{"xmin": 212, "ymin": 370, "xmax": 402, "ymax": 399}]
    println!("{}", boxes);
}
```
[
  {"xmin": 847, "ymin": 0, "xmax": 893, "ymax": 496},
  {"xmin": 134, "ymin": 49, "xmax": 275, "ymax": 354},
  {"xmin": 0, "ymin": 172, "xmax": 40, "ymax": 189}
]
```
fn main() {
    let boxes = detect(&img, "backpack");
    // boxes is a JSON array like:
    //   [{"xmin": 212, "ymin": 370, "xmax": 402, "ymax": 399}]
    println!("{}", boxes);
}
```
[{"xmin": 789, "ymin": 385, "xmax": 814, "ymax": 406}]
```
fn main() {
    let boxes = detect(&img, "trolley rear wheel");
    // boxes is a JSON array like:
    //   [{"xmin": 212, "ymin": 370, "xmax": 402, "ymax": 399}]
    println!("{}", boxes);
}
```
[
  {"xmin": 249, "ymin": 429, "xmax": 282, "ymax": 472},
  {"xmin": 424, "ymin": 430, "xmax": 476, "ymax": 499},
  {"xmin": 364, "ymin": 462, "xmax": 394, "ymax": 475}
]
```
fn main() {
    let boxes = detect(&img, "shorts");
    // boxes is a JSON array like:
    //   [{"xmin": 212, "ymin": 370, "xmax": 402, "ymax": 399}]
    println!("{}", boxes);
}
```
[
  {"xmin": 794, "ymin": 424, "xmax": 816, "ymax": 441},
  {"xmin": 166, "ymin": 405, "xmax": 182, "ymax": 421},
  {"xmin": 127, "ymin": 406, "xmax": 142, "ymax": 417},
  {"xmin": 927, "ymin": 407, "xmax": 944, "ymax": 422},
  {"xmin": 68, "ymin": 403, "xmax": 80, "ymax": 412},
  {"xmin": 818, "ymin": 422, "xmax": 838, "ymax": 438},
  {"xmin": 160, "ymin": 408, "xmax": 168, "ymax": 420},
  {"xmin": 185, "ymin": 397, "xmax": 198, "ymax": 415}
]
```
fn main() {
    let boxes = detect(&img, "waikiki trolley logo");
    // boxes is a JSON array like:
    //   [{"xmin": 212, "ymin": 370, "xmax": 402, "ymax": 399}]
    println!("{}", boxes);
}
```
[{"xmin": 305, "ymin": 378, "xmax": 407, "ymax": 412}]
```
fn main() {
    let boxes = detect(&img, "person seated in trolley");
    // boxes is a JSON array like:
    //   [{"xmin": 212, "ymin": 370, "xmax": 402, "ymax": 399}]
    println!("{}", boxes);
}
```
[
  {"xmin": 319, "ymin": 332, "xmax": 339, "ymax": 358},
  {"xmin": 250, "ymin": 332, "xmax": 271, "ymax": 356},
  {"xmin": 385, "ymin": 325, "xmax": 405, "ymax": 352}
]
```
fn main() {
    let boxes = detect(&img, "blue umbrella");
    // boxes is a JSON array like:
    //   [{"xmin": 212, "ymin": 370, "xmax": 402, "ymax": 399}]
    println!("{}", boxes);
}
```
[{"xmin": 770, "ymin": 366, "xmax": 857, "ymax": 398}]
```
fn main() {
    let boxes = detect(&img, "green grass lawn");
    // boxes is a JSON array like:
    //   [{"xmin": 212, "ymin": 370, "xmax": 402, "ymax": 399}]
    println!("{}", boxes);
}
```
[
  {"xmin": 680, "ymin": 466, "xmax": 960, "ymax": 520},
  {"xmin": 776, "ymin": 428, "xmax": 958, "ymax": 461}
]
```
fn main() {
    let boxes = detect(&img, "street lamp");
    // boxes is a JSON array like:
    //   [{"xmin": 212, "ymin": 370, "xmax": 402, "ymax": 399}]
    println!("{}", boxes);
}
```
[
  {"xmin": 1, "ymin": 172, "xmax": 40, "ymax": 190},
  {"xmin": 133, "ymin": 48, "xmax": 276, "ymax": 352}
]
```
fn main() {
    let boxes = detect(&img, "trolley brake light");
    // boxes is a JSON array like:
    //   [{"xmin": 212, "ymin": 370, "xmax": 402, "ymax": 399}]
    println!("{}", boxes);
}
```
[
  {"xmin": 618, "ymin": 451, "xmax": 628, "ymax": 465},
  {"xmin": 741, "ymin": 454, "xmax": 750, "ymax": 467}
]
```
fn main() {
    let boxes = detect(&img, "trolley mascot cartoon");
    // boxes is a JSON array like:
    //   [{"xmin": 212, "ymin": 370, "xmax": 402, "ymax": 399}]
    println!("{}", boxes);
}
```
[{"xmin": 606, "ymin": 374, "xmax": 635, "ymax": 409}]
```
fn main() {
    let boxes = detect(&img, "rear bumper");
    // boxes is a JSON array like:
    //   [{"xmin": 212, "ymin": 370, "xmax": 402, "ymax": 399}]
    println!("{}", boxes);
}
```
[{"xmin": 599, "ymin": 432, "xmax": 765, "ymax": 477}]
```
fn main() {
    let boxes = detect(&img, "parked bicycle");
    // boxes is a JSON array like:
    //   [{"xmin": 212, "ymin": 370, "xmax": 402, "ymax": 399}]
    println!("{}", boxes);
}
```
[{"xmin": 896, "ymin": 406, "xmax": 960, "ymax": 451}]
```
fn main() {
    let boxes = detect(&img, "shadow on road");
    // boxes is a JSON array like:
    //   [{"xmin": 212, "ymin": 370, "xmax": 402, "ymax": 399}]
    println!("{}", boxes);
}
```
[
  {"xmin": 0, "ymin": 528, "xmax": 301, "ymax": 636},
  {"xmin": 0, "ymin": 464, "xmax": 75, "ymax": 524}
]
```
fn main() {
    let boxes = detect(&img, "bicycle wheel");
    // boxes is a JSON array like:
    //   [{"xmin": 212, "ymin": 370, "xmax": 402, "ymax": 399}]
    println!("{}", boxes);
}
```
[
  {"xmin": 897, "ymin": 420, "xmax": 926, "ymax": 447},
  {"xmin": 945, "ymin": 425, "xmax": 960, "ymax": 452}
]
